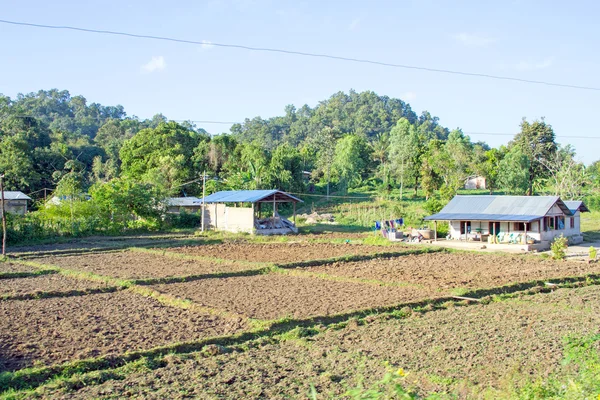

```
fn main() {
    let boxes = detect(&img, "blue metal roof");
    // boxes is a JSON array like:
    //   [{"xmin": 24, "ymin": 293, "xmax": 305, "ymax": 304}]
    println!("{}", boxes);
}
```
[
  {"xmin": 196, "ymin": 190, "xmax": 302, "ymax": 204},
  {"xmin": 424, "ymin": 195, "xmax": 572, "ymax": 222},
  {"xmin": 564, "ymin": 200, "xmax": 590, "ymax": 213}
]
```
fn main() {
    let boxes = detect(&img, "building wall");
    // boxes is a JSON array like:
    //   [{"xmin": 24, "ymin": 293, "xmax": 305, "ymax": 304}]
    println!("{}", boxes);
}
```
[
  {"xmin": 447, "ymin": 211, "xmax": 582, "ymax": 243},
  {"xmin": 2, "ymin": 200, "xmax": 28, "ymax": 215},
  {"xmin": 205, "ymin": 204, "xmax": 254, "ymax": 233}
]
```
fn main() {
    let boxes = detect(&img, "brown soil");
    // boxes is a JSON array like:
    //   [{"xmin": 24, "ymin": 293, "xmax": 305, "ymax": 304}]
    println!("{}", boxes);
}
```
[
  {"xmin": 37, "ymin": 285, "xmax": 600, "ymax": 399},
  {"xmin": 0, "ymin": 262, "xmax": 40, "ymax": 274},
  {"xmin": 305, "ymin": 252, "xmax": 600, "ymax": 291},
  {"xmin": 0, "ymin": 274, "xmax": 113, "ymax": 297},
  {"xmin": 150, "ymin": 274, "xmax": 434, "ymax": 320},
  {"xmin": 36, "ymin": 251, "xmax": 262, "ymax": 280},
  {"xmin": 164, "ymin": 242, "xmax": 407, "ymax": 263},
  {"xmin": 0, "ymin": 291, "xmax": 247, "ymax": 372}
]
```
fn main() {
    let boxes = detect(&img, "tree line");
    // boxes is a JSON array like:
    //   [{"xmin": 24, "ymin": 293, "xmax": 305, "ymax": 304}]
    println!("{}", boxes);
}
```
[{"xmin": 1, "ymin": 88, "xmax": 598, "ymax": 209}]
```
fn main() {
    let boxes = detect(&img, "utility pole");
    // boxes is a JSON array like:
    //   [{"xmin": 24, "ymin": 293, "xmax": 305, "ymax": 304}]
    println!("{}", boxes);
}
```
[
  {"xmin": 0, "ymin": 174, "xmax": 6, "ymax": 256},
  {"xmin": 201, "ymin": 170, "xmax": 206, "ymax": 232}
]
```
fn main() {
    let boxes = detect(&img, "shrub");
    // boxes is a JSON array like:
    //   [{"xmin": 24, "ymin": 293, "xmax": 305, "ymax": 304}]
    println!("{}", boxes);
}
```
[
  {"xmin": 164, "ymin": 212, "xmax": 201, "ymax": 229},
  {"xmin": 590, "ymin": 246, "xmax": 597, "ymax": 261},
  {"xmin": 423, "ymin": 198, "xmax": 444, "ymax": 215},
  {"xmin": 551, "ymin": 235, "xmax": 568, "ymax": 260}
]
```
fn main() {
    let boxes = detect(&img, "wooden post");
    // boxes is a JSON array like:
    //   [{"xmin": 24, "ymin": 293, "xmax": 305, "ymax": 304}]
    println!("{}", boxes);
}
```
[
  {"xmin": 201, "ymin": 170, "xmax": 206, "ymax": 232},
  {"xmin": 0, "ymin": 174, "xmax": 6, "ymax": 256},
  {"xmin": 492, "ymin": 223, "xmax": 496, "ymax": 244},
  {"xmin": 273, "ymin": 196, "xmax": 276, "ymax": 218},
  {"xmin": 293, "ymin": 202, "xmax": 296, "ymax": 226},
  {"xmin": 524, "ymin": 223, "xmax": 528, "ymax": 245},
  {"xmin": 434, "ymin": 221, "xmax": 437, "ymax": 242},
  {"xmin": 464, "ymin": 222, "xmax": 467, "ymax": 242}
]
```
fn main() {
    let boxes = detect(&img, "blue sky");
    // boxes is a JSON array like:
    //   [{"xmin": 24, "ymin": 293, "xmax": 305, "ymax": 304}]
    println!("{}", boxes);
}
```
[{"xmin": 1, "ymin": 0, "xmax": 599, "ymax": 163}]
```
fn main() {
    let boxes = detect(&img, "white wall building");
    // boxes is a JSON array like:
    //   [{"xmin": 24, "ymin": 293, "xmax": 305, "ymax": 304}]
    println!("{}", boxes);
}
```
[{"xmin": 425, "ymin": 195, "xmax": 589, "ymax": 249}]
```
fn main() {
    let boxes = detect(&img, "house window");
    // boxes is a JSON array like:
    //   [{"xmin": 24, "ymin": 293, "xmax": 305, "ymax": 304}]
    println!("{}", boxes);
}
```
[
  {"xmin": 570, "ymin": 217, "xmax": 575, "ymax": 229},
  {"xmin": 513, "ymin": 222, "xmax": 530, "ymax": 231},
  {"xmin": 460, "ymin": 221, "xmax": 471, "ymax": 234},
  {"xmin": 547, "ymin": 216, "xmax": 555, "ymax": 230},
  {"xmin": 556, "ymin": 216, "xmax": 565, "ymax": 230}
]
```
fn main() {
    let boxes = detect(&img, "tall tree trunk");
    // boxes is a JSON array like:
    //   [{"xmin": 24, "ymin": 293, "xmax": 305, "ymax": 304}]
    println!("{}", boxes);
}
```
[{"xmin": 414, "ymin": 174, "xmax": 419, "ymax": 197}]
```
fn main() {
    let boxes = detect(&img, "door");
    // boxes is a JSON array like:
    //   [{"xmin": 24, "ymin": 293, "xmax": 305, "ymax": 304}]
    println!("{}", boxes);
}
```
[{"xmin": 489, "ymin": 222, "xmax": 500, "ymax": 235}]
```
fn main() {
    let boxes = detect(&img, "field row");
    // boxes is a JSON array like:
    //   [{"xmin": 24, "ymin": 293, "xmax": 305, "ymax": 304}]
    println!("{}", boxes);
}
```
[
  {"xmin": 12, "ymin": 284, "xmax": 600, "ymax": 399},
  {"xmin": 2, "ymin": 243, "xmax": 600, "ymax": 375}
]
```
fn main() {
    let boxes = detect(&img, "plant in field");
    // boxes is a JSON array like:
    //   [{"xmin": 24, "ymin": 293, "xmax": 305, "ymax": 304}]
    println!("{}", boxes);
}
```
[
  {"xmin": 344, "ymin": 366, "xmax": 419, "ymax": 400},
  {"xmin": 590, "ymin": 246, "xmax": 597, "ymax": 261},
  {"xmin": 550, "ymin": 235, "xmax": 568, "ymax": 260}
]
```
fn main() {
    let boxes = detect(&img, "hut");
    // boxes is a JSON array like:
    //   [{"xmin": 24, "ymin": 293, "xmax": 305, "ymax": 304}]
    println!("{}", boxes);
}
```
[{"xmin": 198, "ymin": 190, "xmax": 303, "ymax": 235}]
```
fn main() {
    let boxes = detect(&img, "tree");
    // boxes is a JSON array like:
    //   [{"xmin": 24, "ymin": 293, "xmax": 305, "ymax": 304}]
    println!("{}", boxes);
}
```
[
  {"xmin": 388, "ymin": 118, "xmax": 419, "ymax": 199},
  {"xmin": 498, "ymin": 146, "xmax": 530, "ymax": 194},
  {"xmin": 119, "ymin": 122, "xmax": 202, "ymax": 193},
  {"xmin": 331, "ymin": 134, "xmax": 369, "ymax": 194},
  {"xmin": 540, "ymin": 145, "xmax": 587, "ymax": 200},
  {"xmin": 512, "ymin": 118, "xmax": 557, "ymax": 195}
]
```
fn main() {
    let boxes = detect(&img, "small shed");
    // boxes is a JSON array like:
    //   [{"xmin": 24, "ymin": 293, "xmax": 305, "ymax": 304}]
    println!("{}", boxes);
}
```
[
  {"xmin": 198, "ymin": 190, "xmax": 303, "ymax": 235},
  {"xmin": 166, "ymin": 197, "xmax": 202, "ymax": 214},
  {"xmin": 2, "ymin": 191, "xmax": 32, "ymax": 215}
]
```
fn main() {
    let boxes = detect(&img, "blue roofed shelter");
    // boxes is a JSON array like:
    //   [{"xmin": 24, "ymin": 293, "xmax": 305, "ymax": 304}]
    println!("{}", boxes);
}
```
[
  {"xmin": 424, "ymin": 195, "xmax": 589, "ymax": 249},
  {"xmin": 197, "ymin": 190, "xmax": 303, "ymax": 234}
]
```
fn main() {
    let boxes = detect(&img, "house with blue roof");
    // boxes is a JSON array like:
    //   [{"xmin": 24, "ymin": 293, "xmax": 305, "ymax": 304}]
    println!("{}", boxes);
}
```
[
  {"xmin": 196, "ymin": 190, "xmax": 303, "ymax": 234},
  {"xmin": 425, "ymin": 195, "xmax": 589, "ymax": 249}
]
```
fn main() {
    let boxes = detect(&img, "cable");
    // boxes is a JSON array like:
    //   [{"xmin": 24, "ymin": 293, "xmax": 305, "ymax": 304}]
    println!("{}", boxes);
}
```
[
  {"xmin": 1, "ymin": 19, "xmax": 599, "ymax": 92},
  {"xmin": 4, "ymin": 114, "xmax": 600, "ymax": 139},
  {"xmin": 287, "ymin": 192, "xmax": 374, "ymax": 199}
]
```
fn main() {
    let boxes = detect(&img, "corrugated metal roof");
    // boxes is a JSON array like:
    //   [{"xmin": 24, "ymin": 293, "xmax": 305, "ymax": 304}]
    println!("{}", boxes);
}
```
[
  {"xmin": 2, "ymin": 191, "xmax": 31, "ymax": 201},
  {"xmin": 564, "ymin": 200, "xmax": 590, "ymax": 213},
  {"xmin": 167, "ymin": 197, "xmax": 201, "ymax": 207},
  {"xmin": 198, "ymin": 190, "xmax": 302, "ymax": 204},
  {"xmin": 425, "ymin": 195, "xmax": 572, "ymax": 221}
]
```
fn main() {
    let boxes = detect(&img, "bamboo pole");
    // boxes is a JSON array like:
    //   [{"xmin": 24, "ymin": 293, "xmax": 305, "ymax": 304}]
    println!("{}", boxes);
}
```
[{"xmin": 0, "ymin": 174, "xmax": 6, "ymax": 256}]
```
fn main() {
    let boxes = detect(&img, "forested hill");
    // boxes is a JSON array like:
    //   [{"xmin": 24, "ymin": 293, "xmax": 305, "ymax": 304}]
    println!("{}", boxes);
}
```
[{"xmin": 0, "ymin": 88, "xmax": 593, "ymax": 202}]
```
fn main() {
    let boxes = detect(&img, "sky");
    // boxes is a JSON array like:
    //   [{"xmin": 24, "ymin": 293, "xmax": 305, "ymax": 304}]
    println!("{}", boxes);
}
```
[{"xmin": 1, "ymin": 0, "xmax": 599, "ymax": 163}]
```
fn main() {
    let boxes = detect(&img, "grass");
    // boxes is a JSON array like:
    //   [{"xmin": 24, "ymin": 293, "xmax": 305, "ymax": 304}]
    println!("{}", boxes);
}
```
[{"xmin": 581, "ymin": 210, "xmax": 600, "ymax": 242}]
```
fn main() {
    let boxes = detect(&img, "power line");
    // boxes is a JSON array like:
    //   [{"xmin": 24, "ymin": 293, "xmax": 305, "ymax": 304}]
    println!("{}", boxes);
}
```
[
  {"xmin": 1, "ymin": 19, "xmax": 599, "ymax": 92},
  {"xmin": 4, "ymin": 114, "xmax": 600, "ymax": 139}
]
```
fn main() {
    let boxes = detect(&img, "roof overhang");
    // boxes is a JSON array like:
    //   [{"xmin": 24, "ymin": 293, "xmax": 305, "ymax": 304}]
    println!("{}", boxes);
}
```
[
  {"xmin": 424, "ymin": 213, "xmax": 543, "ymax": 223},
  {"xmin": 198, "ymin": 190, "xmax": 303, "ymax": 204}
]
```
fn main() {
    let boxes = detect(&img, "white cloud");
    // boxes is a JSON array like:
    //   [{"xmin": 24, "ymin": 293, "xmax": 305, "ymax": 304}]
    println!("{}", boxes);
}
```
[
  {"xmin": 514, "ymin": 57, "xmax": 554, "ymax": 71},
  {"xmin": 401, "ymin": 91, "xmax": 417, "ymax": 101},
  {"xmin": 141, "ymin": 56, "xmax": 166, "ymax": 73},
  {"xmin": 200, "ymin": 40, "xmax": 214, "ymax": 50},
  {"xmin": 453, "ymin": 32, "xmax": 495, "ymax": 47},
  {"xmin": 349, "ymin": 18, "xmax": 360, "ymax": 31}
]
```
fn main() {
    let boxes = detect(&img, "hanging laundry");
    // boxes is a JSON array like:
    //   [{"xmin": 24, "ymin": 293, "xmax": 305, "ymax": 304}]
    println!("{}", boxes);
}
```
[{"xmin": 375, "ymin": 221, "xmax": 381, "ymax": 230}]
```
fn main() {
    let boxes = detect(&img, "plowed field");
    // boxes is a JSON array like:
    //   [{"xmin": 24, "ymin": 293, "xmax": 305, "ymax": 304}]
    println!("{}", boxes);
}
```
[
  {"xmin": 0, "ymin": 274, "xmax": 113, "ymax": 297},
  {"xmin": 305, "ymin": 252, "xmax": 600, "ymax": 290},
  {"xmin": 0, "ymin": 291, "xmax": 247, "ymax": 371},
  {"xmin": 0, "ymin": 262, "xmax": 41, "ymax": 274},
  {"xmin": 150, "ymin": 274, "xmax": 435, "ymax": 320},
  {"xmin": 32, "ymin": 285, "xmax": 600, "ymax": 399},
  {"xmin": 35, "ymin": 251, "xmax": 263, "ymax": 280},
  {"xmin": 163, "ymin": 242, "xmax": 408, "ymax": 263}
]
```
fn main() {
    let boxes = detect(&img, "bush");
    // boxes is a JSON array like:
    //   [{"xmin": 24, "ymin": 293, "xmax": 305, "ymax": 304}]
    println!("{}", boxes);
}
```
[
  {"xmin": 423, "ymin": 198, "xmax": 444, "ymax": 215},
  {"xmin": 164, "ymin": 212, "xmax": 201, "ymax": 229},
  {"xmin": 551, "ymin": 235, "xmax": 568, "ymax": 260},
  {"xmin": 590, "ymin": 246, "xmax": 597, "ymax": 261}
]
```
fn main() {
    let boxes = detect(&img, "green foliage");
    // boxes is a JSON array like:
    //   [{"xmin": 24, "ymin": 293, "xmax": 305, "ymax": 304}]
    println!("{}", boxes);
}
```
[
  {"xmin": 344, "ymin": 368, "xmax": 420, "ymax": 399},
  {"xmin": 550, "ymin": 235, "xmax": 568, "ymax": 260},
  {"xmin": 509, "ymin": 334, "xmax": 600, "ymax": 399},
  {"xmin": 164, "ymin": 212, "xmax": 201, "ymax": 229},
  {"xmin": 423, "ymin": 198, "xmax": 445, "ymax": 215},
  {"xmin": 498, "ymin": 146, "xmax": 530, "ymax": 195},
  {"xmin": 589, "ymin": 246, "xmax": 597, "ymax": 261},
  {"xmin": 332, "ymin": 135, "xmax": 370, "ymax": 193}
]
